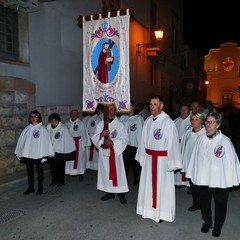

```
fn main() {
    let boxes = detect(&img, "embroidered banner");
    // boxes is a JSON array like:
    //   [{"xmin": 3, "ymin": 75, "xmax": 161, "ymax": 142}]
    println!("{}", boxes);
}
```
[
  {"xmin": 182, "ymin": 77, "xmax": 200, "ymax": 102},
  {"xmin": 82, "ymin": 13, "xmax": 130, "ymax": 113}
]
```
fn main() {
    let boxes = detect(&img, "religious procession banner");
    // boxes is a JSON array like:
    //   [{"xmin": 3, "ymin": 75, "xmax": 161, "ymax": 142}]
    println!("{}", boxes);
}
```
[
  {"xmin": 182, "ymin": 77, "xmax": 200, "ymax": 102},
  {"xmin": 82, "ymin": 12, "xmax": 130, "ymax": 113}
]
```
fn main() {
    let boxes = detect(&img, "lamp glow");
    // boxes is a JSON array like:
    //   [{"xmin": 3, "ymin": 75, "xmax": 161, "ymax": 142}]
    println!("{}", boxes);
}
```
[{"xmin": 154, "ymin": 30, "xmax": 164, "ymax": 41}]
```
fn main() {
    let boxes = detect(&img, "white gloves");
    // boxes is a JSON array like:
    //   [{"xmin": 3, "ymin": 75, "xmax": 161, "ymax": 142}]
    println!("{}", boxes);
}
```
[{"xmin": 41, "ymin": 158, "xmax": 47, "ymax": 163}]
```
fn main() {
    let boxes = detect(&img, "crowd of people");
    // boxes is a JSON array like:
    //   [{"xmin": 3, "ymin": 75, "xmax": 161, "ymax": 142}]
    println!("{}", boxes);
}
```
[{"xmin": 14, "ymin": 97, "xmax": 240, "ymax": 238}]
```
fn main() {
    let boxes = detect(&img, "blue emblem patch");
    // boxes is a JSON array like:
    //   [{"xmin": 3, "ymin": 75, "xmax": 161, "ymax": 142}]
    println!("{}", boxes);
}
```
[
  {"xmin": 33, "ymin": 130, "xmax": 40, "ymax": 139},
  {"xmin": 74, "ymin": 124, "xmax": 79, "ymax": 131},
  {"xmin": 214, "ymin": 145, "xmax": 225, "ymax": 158},
  {"xmin": 130, "ymin": 124, "xmax": 137, "ymax": 132},
  {"xmin": 90, "ymin": 121, "xmax": 95, "ymax": 127},
  {"xmin": 110, "ymin": 129, "xmax": 117, "ymax": 138},
  {"xmin": 153, "ymin": 128, "xmax": 162, "ymax": 140},
  {"xmin": 55, "ymin": 132, "xmax": 61, "ymax": 139}
]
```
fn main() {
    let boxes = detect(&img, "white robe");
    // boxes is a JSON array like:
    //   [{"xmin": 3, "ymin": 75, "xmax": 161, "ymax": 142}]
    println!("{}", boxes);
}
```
[
  {"xmin": 125, "ymin": 114, "xmax": 144, "ymax": 147},
  {"xmin": 91, "ymin": 117, "xmax": 129, "ymax": 193},
  {"xmin": 14, "ymin": 123, "xmax": 54, "ymax": 159},
  {"xmin": 86, "ymin": 114, "xmax": 102, "ymax": 170},
  {"xmin": 138, "ymin": 109, "xmax": 150, "ymax": 121},
  {"xmin": 65, "ymin": 118, "xmax": 91, "ymax": 175},
  {"xmin": 136, "ymin": 111, "xmax": 182, "ymax": 223},
  {"xmin": 180, "ymin": 127, "xmax": 206, "ymax": 173},
  {"xmin": 174, "ymin": 115, "xmax": 191, "ymax": 186},
  {"xmin": 46, "ymin": 122, "xmax": 76, "ymax": 154},
  {"xmin": 186, "ymin": 131, "xmax": 240, "ymax": 188},
  {"xmin": 174, "ymin": 115, "xmax": 191, "ymax": 140}
]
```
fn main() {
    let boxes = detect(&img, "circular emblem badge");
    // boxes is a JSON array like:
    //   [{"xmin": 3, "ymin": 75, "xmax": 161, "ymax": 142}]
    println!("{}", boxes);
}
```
[
  {"xmin": 74, "ymin": 124, "xmax": 79, "ymax": 131},
  {"xmin": 110, "ymin": 129, "xmax": 117, "ymax": 138},
  {"xmin": 214, "ymin": 145, "xmax": 225, "ymax": 158},
  {"xmin": 153, "ymin": 128, "xmax": 162, "ymax": 140},
  {"xmin": 130, "ymin": 124, "xmax": 137, "ymax": 132},
  {"xmin": 55, "ymin": 132, "xmax": 61, "ymax": 139},
  {"xmin": 90, "ymin": 121, "xmax": 95, "ymax": 127},
  {"xmin": 33, "ymin": 130, "xmax": 40, "ymax": 139}
]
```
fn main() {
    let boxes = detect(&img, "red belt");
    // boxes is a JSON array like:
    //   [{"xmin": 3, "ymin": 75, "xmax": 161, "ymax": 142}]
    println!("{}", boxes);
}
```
[
  {"xmin": 89, "ymin": 142, "xmax": 94, "ymax": 161},
  {"xmin": 73, "ymin": 136, "xmax": 81, "ymax": 169},
  {"xmin": 101, "ymin": 144, "xmax": 118, "ymax": 186},
  {"xmin": 145, "ymin": 148, "xmax": 168, "ymax": 209}
]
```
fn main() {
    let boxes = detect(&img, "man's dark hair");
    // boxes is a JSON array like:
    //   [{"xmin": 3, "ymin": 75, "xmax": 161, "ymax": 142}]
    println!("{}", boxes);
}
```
[
  {"xmin": 151, "ymin": 95, "xmax": 164, "ymax": 104},
  {"xmin": 48, "ymin": 112, "xmax": 61, "ymax": 122}
]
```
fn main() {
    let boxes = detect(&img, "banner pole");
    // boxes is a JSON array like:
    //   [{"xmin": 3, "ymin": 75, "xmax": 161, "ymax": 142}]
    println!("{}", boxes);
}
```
[{"xmin": 103, "ymin": 105, "xmax": 109, "ymax": 142}]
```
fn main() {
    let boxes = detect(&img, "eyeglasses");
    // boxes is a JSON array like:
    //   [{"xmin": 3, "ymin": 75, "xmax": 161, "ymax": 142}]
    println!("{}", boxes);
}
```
[
  {"xmin": 205, "ymin": 120, "xmax": 217, "ymax": 125},
  {"xmin": 30, "ymin": 115, "xmax": 38, "ymax": 118}
]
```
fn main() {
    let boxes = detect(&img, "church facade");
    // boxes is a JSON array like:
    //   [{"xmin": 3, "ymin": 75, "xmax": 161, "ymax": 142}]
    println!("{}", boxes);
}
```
[{"xmin": 204, "ymin": 41, "xmax": 240, "ymax": 108}]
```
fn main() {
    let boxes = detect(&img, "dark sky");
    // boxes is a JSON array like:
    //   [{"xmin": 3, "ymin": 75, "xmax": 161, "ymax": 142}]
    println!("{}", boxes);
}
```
[{"xmin": 183, "ymin": 1, "xmax": 240, "ymax": 55}]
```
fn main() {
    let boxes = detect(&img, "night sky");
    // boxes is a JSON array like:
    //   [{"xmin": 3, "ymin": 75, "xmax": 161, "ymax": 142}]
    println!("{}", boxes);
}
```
[{"xmin": 183, "ymin": 1, "xmax": 240, "ymax": 55}]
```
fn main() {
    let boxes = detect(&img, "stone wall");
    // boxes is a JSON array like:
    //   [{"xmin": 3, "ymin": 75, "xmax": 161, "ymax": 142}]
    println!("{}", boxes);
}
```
[
  {"xmin": 0, "ymin": 76, "xmax": 35, "ymax": 176},
  {"xmin": 0, "ymin": 76, "xmax": 82, "ymax": 178}
]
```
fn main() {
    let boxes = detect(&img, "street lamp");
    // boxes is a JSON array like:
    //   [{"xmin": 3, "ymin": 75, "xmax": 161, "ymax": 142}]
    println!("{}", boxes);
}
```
[
  {"xmin": 204, "ymin": 80, "xmax": 209, "ymax": 85},
  {"xmin": 136, "ymin": 28, "xmax": 164, "ymax": 56}
]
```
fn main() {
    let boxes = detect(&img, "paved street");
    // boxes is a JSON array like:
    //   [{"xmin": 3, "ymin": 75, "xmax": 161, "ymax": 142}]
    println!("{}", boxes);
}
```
[{"xmin": 0, "ymin": 168, "xmax": 239, "ymax": 240}]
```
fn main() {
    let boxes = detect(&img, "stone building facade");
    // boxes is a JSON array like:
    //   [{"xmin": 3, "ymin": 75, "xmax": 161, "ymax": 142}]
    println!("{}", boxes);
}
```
[
  {"xmin": 0, "ymin": 76, "xmax": 81, "ymax": 177},
  {"xmin": 204, "ymin": 41, "xmax": 240, "ymax": 108}
]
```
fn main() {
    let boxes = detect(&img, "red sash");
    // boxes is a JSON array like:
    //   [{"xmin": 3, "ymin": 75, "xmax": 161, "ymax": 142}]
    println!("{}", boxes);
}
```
[
  {"xmin": 109, "ymin": 146, "xmax": 118, "ymax": 186},
  {"xmin": 181, "ymin": 173, "xmax": 186, "ymax": 181},
  {"xmin": 73, "ymin": 136, "xmax": 81, "ymax": 169},
  {"xmin": 89, "ymin": 142, "xmax": 94, "ymax": 161},
  {"xmin": 101, "ymin": 144, "xmax": 118, "ymax": 186},
  {"xmin": 145, "ymin": 148, "xmax": 168, "ymax": 209}
]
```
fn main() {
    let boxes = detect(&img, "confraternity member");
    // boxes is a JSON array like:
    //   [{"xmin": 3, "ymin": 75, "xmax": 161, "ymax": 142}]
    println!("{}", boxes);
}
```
[
  {"xmin": 91, "ymin": 104, "xmax": 129, "ymax": 204},
  {"xmin": 180, "ymin": 112, "xmax": 206, "ymax": 211},
  {"xmin": 65, "ymin": 109, "xmax": 90, "ymax": 178},
  {"xmin": 15, "ymin": 110, "xmax": 54, "ymax": 195},
  {"xmin": 85, "ymin": 107, "xmax": 103, "ymax": 171},
  {"xmin": 174, "ymin": 101, "xmax": 191, "ymax": 187},
  {"xmin": 122, "ymin": 100, "xmax": 144, "ymax": 186},
  {"xmin": 187, "ymin": 112, "xmax": 240, "ymax": 237},
  {"xmin": 47, "ymin": 113, "xmax": 76, "ymax": 187},
  {"xmin": 136, "ymin": 96, "xmax": 182, "ymax": 223}
]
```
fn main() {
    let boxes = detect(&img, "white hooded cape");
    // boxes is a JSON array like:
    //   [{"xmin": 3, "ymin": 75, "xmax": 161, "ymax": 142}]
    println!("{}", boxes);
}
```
[
  {"xmin": 14, "ymin": 123, "xmax": 54, "ymax": 159},
  {"xmin": 186, "ymin": 131, "xmax": 240, "ymax": 188}
]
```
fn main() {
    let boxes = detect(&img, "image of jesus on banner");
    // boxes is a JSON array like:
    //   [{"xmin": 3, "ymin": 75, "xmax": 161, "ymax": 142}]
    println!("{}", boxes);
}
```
[{"xmin": 92, "ymin": 38, "xmax": 119, "ymax": 84}]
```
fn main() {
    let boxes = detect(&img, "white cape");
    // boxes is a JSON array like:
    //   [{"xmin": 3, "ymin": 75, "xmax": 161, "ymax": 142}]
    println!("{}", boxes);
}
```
[
  {"xmin": 186, "ymin": 131, "xmax": 240, "ymax": 188},
  {"xmin": 15, "ymin": 123, "xmax": 54, "ymax": 159}
]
